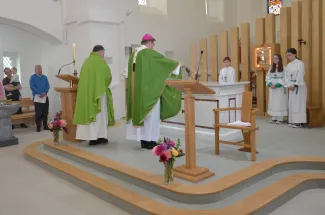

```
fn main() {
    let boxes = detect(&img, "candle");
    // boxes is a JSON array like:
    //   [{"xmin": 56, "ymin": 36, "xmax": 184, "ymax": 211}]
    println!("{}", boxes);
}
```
[{"xmin": 72, "ymin": 43, "xmax": 76, "ymax": 70}]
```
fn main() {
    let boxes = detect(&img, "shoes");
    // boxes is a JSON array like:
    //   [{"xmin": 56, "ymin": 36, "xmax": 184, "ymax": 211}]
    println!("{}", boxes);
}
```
[
  {"xmin": 20, "ymin": 124, "xmax": 28, "ymax": 128},
  {"xmin": 12, "ymin": 125, "xmax": 15, "ymax": 130},
  {"xmin": 288, "ymin": 123, "xmax": 293, "ymax": 127},
  {"xmin": 269, "ymin": 120, "xmax": 276, "ymax": 124},
  {"xmin": 36, "ymin": 127, "xmax": 41, "ymax": 132},
  {"xmin": 292, "ymin": 123, "xmax": 303, "ymax": 128},
  {"xmin": 89, "ymin": 138, "xmax": 108, "ymax": 146},
  {"xmin": 43, "ymin": 126, "xmax": 50, "ymax": 130},
  {"xmin": 140, "ymin": 140, "xmax": 157, "ymax": 149},
  {"xmin": 275, "ymin": 121, "xmax": 283, "ymax": 125}
]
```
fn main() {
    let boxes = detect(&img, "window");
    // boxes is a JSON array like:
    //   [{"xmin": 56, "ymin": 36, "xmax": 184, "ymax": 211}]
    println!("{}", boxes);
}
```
[
  {"xmin": 267, "ymin": 0, "xmax": 282, "ymax": 15},
  {"xmin": 205, "ymin": 0, "xmax": 225, "ymax": 22},
  {"xmin": 3, "ymin": 56, "xmax": 12, "ymax": 69},
  {"xmin": 139, "ymin": 0, "xmax": 167, "ymax": 16},
  {"xmin": 138, "ymin": 0, "xmax": 147, "ymax": 6}
]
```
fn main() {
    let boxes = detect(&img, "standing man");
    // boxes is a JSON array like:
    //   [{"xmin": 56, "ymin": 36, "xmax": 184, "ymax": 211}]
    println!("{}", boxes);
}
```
[
  {"xmin": 126, "ymin": 34, "xmax": 182, "ymax": 149},
  {"xmin": 3, "ymin": 68, "xmax": 28, "ymax": 129},
  {"xmin": 30, "ymin": 65, "xmax": 50, "ymax": 132},
  {"xmin": 73, "ymin": 45, "xmax": 116, "ymax": 146}
]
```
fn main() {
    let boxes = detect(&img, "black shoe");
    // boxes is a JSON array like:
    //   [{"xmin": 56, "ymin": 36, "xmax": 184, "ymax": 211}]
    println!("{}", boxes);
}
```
[
  {"xmin": 20, "ymin": 124, "xmax": 28, "ymax": 128},
  {"xmin": 36, "ymin": 127, "xmax": 41, "ymax": 132},
  {"xmin": 43, "ymin": 126, "xmax": 50, "ymax": 131},
  {"xmin": 141, "ymin": 140, "xmax": 150, "ymax": 149},
  {"xmin": 89, "ymin": 140, "xmax": 101, "ymax": 146},
  {"xmin": 97, "ymin": 138, "xmax": 108, "ymax": 143},
  {"xmin": 12, "ymin": 125, "xmax": 15, "ymax": 130},
  {"xmin": 146, "ymin": 141, "xmax": 158, "ymax": 150}
]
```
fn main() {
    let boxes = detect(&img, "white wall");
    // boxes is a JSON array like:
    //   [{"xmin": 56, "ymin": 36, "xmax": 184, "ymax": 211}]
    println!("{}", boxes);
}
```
[{"xmin": 0, "ymin": 0, "xmax": 63, "ymax": 42}]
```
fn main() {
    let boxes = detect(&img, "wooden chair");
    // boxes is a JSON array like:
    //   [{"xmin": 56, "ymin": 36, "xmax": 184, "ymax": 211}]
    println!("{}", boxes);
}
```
[
  {"xmin": 12, "ymin": 98, "xmax": 35, "ymax": 125},
  {"xmin": 213, "ymin": 91, "xmax": 259, "ymax": 161}
]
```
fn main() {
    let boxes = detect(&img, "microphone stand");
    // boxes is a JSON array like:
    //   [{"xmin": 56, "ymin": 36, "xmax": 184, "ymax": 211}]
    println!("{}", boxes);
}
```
[
  {"xmin": 195, "ymin": 51, "xmax": 204, "ymax": 82},
  {"xmin": 58, "ymin": 61, "xmax": 75, "ymax": 75}
]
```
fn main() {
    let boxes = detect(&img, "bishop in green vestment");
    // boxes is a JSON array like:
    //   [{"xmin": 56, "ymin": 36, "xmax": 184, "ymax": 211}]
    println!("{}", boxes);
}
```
[
  {"xmin": 126, "ymin": 34, "xmax": 182, "ymax": 149},
  {"xmin": 73, "ymin": 45, "xmax": 115, "ymax": 145}
]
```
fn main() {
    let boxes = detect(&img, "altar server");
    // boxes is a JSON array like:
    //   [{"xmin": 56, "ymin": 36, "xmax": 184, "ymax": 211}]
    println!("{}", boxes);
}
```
[
  {"xmin": 266, "ymin": 54, "xmax": 288, "ymax": 124},
  {"xmin": 219, "ymin": 57, "xmax": 236, "ymax": 84},
  {"xmin": 285, "ymin": 48, "xmax": 307, "ymax": 128},
  {"xmin": 73, "ymin": 45, "xmax": 116, "ymax": 145},
  {"xmin": 126, "ymin": 34, "xmax": 182, "ymax": 149}
]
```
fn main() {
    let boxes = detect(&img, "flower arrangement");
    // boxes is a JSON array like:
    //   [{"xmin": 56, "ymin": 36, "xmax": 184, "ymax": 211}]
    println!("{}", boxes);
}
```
[
  {"xmin": 152, "ymin": 137, "xmax": 185, "ymax": 184},
  {"xmin": 48, "ymin": 112, "xmax": 68, "ymax": 144}
]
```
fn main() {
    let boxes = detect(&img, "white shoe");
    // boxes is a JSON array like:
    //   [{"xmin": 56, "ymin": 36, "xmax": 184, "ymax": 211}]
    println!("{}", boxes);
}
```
[
  {"xmin": 276, "ymin": 121, "xmax": 283, "ymax": 125},
  {"xmin": 288, "ymin": 123, "xmax": 293, "ymax": 127},
  {"xmin": 292, "ymin": 124, "xmax": 303, "ymax": 128},
  {"xmin": 269, "ymin": 120, "xmax": 276, "ymax": 123}
]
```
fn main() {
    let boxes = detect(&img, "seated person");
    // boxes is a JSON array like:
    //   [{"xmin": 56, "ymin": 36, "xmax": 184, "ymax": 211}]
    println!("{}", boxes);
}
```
[{"xmin": 3, "ymin": 67, "xmax": 28, "ymax": 129}]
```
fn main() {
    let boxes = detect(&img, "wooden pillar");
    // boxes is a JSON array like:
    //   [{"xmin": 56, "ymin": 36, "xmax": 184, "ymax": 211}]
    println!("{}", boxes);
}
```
[
  {"xmin": 265, "ymin": 14, "xmax": 276, "ymax": 44},
  {"xmin": 200, "ymin": 38, "xmax": 208, "ymax": 81},
  {"xmin": 230, "ymin": 27, "xmax": 240, "ymax": 81},
  {"xmin": 280, "ymin": 7, "xmax": 291, "ymax": 65},
  {"xmin": 255, "ymin": 18, "xmax": 266, "ymax": 115},
  {"xmin": 309, "ymin": 0, "xmax": 323, "ymax": 127},
  {"xmin": 301, "ymin": 0, "xmax": 312, "ymax": 107},
  {"xmin": 255, "ymin": 18, "xmax": 265, "ymax": 45},
  {"xmin": 190, "ymin": 42, "xmax": 197, "ymax": 80},
  {"xmin": 240, "ymin": 23, "xmax": 250, "ymax": 91},
  {"xmin": 323, "ymin": 0, "xmax": 325, "ymax": 119},
  {"xmin": 209, "ymin": 35, "xmax": 218, "ymax": 81},
  {"xmin": 291, "ymin": 1, "xmax": 302, "ymax": 58},
  {"xmin": 220, "ymin": 31, "xmax": 228, "ymax": 72}
]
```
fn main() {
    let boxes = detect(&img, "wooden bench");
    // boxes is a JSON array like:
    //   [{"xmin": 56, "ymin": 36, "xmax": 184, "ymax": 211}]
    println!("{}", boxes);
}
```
[
  {"xmin": 214, "ymin": 91, "xmax": 259, "ymax": 161},
  {"xmin": 11, "ymin": 98, "xmax": 35, "ymax": 125}
]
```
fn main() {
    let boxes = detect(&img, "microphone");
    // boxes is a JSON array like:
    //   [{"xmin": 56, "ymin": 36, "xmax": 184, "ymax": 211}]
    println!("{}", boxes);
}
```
[
  {"xmin": 195, "ymin": 50, "xmax": 204, "ymax": 81},
  {"xmin": 58, "ymin": 61, "xmax": 75, "ymax": 75}
]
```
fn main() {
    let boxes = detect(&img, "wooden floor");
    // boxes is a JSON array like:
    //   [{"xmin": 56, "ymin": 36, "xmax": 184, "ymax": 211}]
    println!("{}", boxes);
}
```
[{"xmin": 24, "ymin": 140, "xmax": 325, "ymax": 215}]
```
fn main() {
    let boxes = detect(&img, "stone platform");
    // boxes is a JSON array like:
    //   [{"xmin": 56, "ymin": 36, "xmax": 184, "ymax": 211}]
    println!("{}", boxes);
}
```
[{"xmin": 0, "ymin": 103, "xmax": 19, "ymax": 148}]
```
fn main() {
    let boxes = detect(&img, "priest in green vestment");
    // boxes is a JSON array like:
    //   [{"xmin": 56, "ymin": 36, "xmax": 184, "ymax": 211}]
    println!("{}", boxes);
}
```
[
  {"xmin": 73, "ymin": 45, "xmax": 115, "ymax": 145},
  {"xmin": 126, "ymin": 34, "xmax": 182, "ymax": 149}
]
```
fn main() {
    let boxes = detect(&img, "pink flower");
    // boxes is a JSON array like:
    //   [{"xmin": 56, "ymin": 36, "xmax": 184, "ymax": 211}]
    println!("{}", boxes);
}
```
[
  {"xmin": 55, "ymin": 121, "xmax": 61, "ymax": 126},
  {"xmin": 167, "ymin": 140, "xmax": 176, "ymax": 147},
  {"xmin": 60, "ymin": 120, "xmax": 67, "ymax": 127},
  {"xmin": 164, "ymin": 150, "xmax": 172, "ymax": 160},
  {"xmin": 152, "ymin": 144, "xmax": 165, "ymax": 156}
]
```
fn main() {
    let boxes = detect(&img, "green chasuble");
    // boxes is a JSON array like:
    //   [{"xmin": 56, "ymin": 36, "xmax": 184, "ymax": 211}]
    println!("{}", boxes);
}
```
[
  {"xmin": 126, "ymin": 48, "xmax": 182, "ymax": 127},
  {"xmin": 73, "ymin": 52, "xmax": 115, "ymax": 126}
]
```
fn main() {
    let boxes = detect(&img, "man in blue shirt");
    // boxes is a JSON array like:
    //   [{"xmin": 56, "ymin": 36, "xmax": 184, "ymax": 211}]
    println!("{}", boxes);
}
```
[{"xmin": 29, "ymin": 65, "xmax": 50, "ymax": 132}]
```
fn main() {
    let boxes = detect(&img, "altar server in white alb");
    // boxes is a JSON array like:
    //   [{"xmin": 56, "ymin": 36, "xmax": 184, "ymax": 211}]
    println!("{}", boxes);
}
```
[
  {"xmin": 266, "ymin": 54, "xmax": 288, "ymax": 124},
  {"xmin": 285, "ymin": 48, "xmax": 307, "ymax": 128},
  {"xmin": 219, "ymin": 56, "xmax": 236, "ymax": 84}
]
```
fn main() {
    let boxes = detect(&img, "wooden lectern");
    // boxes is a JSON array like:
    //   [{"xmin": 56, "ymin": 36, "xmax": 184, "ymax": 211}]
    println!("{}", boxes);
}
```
[
  {"xmin": 165, "ymin": 80, "xmax": 216, "ymax": 183},
  {"xmin": 55, "ymin": 74, "xmax": 79, "ymax": 142}
]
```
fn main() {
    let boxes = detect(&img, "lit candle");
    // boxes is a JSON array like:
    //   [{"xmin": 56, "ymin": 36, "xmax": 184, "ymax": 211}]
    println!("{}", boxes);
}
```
[{"xmin": 72, "ymin": 43, "xmax": 76, "ymax": 70}]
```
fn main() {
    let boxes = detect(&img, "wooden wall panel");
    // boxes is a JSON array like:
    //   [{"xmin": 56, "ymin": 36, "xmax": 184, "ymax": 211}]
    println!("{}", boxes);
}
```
[
  {"xmin": 323, "ymin": 0, "xmax": 325, "ymax": 118},
  {"xmin": 209, "ymin": 35, "xmax": 218, "ymax": 81},
  {"xmin": 190, "ymin": 42, "xmax": 197, "ymax": 80},
  {"xmin": 291, "ymin": 1, "xmax": 302, "ymax": 58},
  {"xmin": 255, "ymin": 18, "xmax": 266, "ymax": 115},
  {"xmin": 241, "ymin": 23, "xmax": 250, "ymax": 91},
  {"xmin": 311, "ymin": 0, "xmax": 322, "ymax": 107},
  {"xmin": 265, "ymin": 14, "xmax": 276, "ymax": 44},
  {"xmin": 255, "ymin": 18, "xmax": 265, "ymax": 45},
  {"xmin": 219, "ymin": 31, "xmax": 228, "ymax": 73},
  {"xmin": 280, "ymin": 7, "xmax": 291, "ymax": 65},
  {"xmin": 301, "ymin": 0, "xmax": 312, "ymax": 106},
  {"xmin": 230, "ymin": 27, "xmax": 240, "ymax": 81},
  {"xmin": 200, "ymin": 38, "xmax": 208, "ymax": 82}
]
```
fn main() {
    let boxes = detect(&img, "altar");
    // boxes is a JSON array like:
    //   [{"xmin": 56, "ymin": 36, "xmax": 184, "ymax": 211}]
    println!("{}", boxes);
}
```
[{"xmin": 161, "ymin": 81, "xmax": 250, "ymax": 142}]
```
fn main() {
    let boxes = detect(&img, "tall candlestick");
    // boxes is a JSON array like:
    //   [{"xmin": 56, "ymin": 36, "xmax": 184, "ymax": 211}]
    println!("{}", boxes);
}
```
[{"xmin": 72, "ymin": 43, "xmax": 76, "ymax": 71}]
